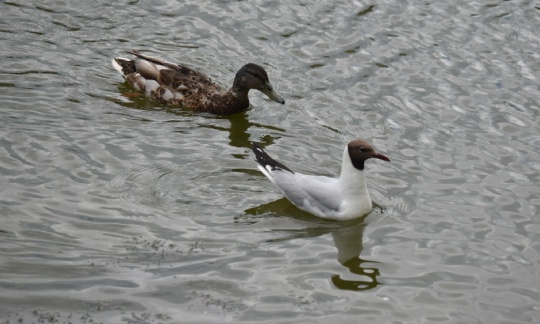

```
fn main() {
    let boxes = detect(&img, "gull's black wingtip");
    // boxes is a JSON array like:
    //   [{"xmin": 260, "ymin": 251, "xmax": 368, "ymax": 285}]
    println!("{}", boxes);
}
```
[
  {"xmin": 251, "ymin": 142, "xmax": 266, "ymax": 159},
  {"xmin": 251, "ymin": 142, "xmax": 294, "ymax": 174}
]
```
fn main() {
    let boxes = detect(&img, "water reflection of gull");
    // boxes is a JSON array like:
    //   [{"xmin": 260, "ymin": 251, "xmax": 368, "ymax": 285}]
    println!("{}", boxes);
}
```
[
  {"xmin": 242, "ymin": 198, "xmax": 381, "ymax": 291},
  {"xmin": 331, "ymin": 223, "xmax": 380, "ymax": 291}
]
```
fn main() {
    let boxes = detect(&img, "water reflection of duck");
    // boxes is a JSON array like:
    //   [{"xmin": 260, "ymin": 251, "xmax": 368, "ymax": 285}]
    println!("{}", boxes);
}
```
[
  {"xmin": 242, "ymin": 198, "xmax": 381, "ymax": 291},
  {"xmin": 112, "ymin": 50, "xmax": 285, "ymax": 114}
]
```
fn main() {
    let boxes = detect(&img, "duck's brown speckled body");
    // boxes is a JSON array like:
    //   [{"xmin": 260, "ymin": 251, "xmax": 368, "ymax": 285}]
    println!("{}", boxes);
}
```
[{"xmin": 112, "ymin": 50, "xmax": 285, "ymax": 115}]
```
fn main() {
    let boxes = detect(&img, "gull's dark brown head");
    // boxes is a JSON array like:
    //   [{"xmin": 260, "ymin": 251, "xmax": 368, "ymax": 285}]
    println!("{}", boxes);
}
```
[{"xmin": 347, "ymin": 139, "xmax": 390, "ymax": 170}]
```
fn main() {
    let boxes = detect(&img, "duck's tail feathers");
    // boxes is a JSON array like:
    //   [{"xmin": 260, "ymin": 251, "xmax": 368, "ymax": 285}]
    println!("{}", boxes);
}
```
[{"xmin": 112, "ymin": 57, "xmax": 136, "ymax": 77}]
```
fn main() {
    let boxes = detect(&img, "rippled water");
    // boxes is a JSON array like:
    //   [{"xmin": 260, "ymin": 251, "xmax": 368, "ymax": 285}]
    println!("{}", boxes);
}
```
[{"xmin": 1, "ymin": 0, "xmax": 540, "ymax": 323}]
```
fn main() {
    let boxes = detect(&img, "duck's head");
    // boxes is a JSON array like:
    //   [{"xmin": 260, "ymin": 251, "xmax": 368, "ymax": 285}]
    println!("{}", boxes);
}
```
[{"xmin": 233, "ymin": 63, "xmax": 285, "ymax": 104}]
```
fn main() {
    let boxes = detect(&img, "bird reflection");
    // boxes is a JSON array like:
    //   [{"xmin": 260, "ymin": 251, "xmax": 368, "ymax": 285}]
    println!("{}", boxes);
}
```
[
  {"xmin": 331, "ymin": 224, "xmax": 380, "ymax": 291},
  {"xmin": 199, "ymin": 111, "xmax": 285, "ymax": 149},
  {"xmin": 110, "ymin": 84, "xmax": 285, "ymax": 149},
  {"xmin": 242, "ymin": 198, "xmax": 381, "ymax": 292}
]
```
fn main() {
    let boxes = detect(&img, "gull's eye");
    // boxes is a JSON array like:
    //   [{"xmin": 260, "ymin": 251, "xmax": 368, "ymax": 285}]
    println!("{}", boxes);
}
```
[{"xmin": 358, "ymin": 147, "xmax": 366, "ymax": 152}]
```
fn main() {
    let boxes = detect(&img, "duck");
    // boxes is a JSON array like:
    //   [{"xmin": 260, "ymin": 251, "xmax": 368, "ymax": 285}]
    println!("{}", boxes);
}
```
[
  {"xmin": 252, "ymin": 139, "xmax": 390, "ymax": 220},
  {"xmin": 112, "ymin": 50, "xmax": 285, "ymax": 114}
]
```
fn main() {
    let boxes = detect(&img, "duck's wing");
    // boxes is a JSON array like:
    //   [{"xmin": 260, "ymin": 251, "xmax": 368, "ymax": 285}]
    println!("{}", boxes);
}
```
[
  {"xmin": 127, "ymin": 50, "xmax": 222, "ymax": 92},
  {"xmin": 127, "ymin": 49, "xmax": 187, "ymax": 73},
  {"xmin": 112, "ymin": 50, "xmax": 226, "ymax": 106}
]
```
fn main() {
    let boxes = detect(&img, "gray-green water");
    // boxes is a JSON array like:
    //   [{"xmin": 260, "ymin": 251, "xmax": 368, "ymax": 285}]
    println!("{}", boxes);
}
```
[{"xmin": 1, "ymin": 0, "xmax": 539, "ymax": 323}]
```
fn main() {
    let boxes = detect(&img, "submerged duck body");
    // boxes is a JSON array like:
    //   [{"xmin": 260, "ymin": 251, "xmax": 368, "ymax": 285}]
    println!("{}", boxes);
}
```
[
  {"xmin": 252, "ymin": 140, "xmax": 390, "ymax": 220},
  {"xmin": 112, "ymin": 50, "xmax": 285, "ymax": 114}
]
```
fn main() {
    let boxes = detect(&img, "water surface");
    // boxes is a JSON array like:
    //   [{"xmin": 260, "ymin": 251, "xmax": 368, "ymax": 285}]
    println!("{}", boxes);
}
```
[{"xmin": 1, "ymin": 0, "xmax": 539, "ymax": 323}]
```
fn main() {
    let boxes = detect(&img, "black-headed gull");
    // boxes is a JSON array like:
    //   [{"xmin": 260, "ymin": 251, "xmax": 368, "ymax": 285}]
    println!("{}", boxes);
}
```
[{"xmin": 252, "ymin": 140, "xmax": 390, "ymax": 220}]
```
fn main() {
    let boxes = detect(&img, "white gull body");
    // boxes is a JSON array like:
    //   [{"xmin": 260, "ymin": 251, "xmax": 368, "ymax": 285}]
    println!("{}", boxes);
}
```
[{"xmin": 252, "ymin": 140, "xmax": 390, "ymax": 220}]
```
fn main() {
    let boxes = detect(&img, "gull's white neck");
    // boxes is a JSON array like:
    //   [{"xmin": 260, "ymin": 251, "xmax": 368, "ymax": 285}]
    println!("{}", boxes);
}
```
[{"xmin": 337, "ymin": 146, "xmax": 372, "ymax": 218}]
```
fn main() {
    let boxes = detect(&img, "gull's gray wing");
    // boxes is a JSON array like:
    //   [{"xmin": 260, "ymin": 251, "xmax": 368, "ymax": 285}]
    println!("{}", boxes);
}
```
[{"xmin": 271, "ymin": 172, "xmax": 342, "ymax": 217}]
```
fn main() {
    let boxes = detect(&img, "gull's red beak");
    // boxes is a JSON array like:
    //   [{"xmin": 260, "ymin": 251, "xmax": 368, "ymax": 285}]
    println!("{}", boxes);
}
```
[{"xmin": 374, "ymin": 153, "xmax": 390, "ymax": 162}]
